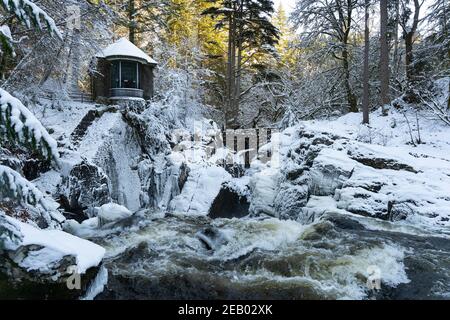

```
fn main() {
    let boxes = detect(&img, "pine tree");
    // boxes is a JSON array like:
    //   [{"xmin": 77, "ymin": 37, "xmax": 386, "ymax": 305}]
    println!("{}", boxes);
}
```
[
  {"xmin": 272, "ymin": 3, "xmax": 296, "ymax": 68},
  {"xmin": 104, "ymin": 0, "xmax": 170, "ymax": 46},
  {"xmin": 203, "ymin": 0, "xmax": 279, "ymax": 128}
]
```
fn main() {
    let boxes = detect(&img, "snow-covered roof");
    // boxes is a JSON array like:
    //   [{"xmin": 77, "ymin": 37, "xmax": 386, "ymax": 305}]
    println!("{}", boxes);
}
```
[{"xmin": 96, "ymin": 38, "xmax": 157, "ymax": 65}]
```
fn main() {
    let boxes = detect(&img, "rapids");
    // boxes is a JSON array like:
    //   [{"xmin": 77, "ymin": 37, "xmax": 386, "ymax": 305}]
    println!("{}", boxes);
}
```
[{"xmin": 78, "ymin": 210, "xmax": 450, "ymax": 300}]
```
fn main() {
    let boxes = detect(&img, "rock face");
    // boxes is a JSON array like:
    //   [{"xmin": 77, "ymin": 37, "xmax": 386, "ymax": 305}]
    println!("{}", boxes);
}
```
[
  {"xmin": 139, "ymin": 157, "xmax": 189, "ymax": 210},
  {"xmin": 62, "ymin": 161, "xmax": 111, "ymax": 218},
  {"xmin": 271, "ymin": 126, "xmax": 450, "ymax": 226}
]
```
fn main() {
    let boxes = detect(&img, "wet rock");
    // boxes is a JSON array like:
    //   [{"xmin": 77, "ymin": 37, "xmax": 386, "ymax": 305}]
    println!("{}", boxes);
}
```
[
  {"xmin": 196, "ymin": 226, "xmax": 228, "ymax": 251},
  {"xmin": 209, "ymin": 185, "xmax": 250, "ymax": 219}
]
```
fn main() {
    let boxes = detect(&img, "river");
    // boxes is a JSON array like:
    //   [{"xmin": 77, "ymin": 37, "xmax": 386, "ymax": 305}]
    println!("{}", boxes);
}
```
[{"xmin": 79, "ymin": 210, "xmax": 450, "ymax": 300}]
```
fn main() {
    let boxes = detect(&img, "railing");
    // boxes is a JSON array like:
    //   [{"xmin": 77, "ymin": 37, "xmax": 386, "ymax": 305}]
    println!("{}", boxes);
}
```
[
  {"xmin": 39, "ymin": 90, "xmax": 93, "ymax": 103},
  {"xmin": 110, "ymin": 88, "xmax": 144, "ymax": 99}
]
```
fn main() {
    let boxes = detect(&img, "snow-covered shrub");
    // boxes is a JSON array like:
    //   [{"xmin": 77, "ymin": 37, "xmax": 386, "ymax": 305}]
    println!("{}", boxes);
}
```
[
  {"xmin": 0, "ymin": 0, "xmax": 61, "ymax": 38},
  {"xmin": 0, "ymin": 165, "xmax": 58, "ymax": 211},
  {"xmin": 0, "ymin": 88, "xmax": 59, "ymax": 163},
  {"xmin": 0, "ymin": 210, "xmax": 22, "ymax": 251}
]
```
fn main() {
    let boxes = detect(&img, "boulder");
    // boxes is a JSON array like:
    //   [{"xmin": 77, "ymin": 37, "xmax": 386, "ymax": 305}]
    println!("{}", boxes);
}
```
[
  {"xmin": 0, "ymin": 212, "xmax": 105, "ymax": 299},
  {"xmin": 209, "ymin": 184, "xmax": 250, "ymax": 219},
  {"xmin": 196, "ymin": 226, "xmax": 228, "ymax": 251},
  {"xmin": 308, "ymin": 149, "xmax": 357, "ymax": 196},
  {"xmin": 62, "ymin": 161, "xmax": 111, "ymax": 217},
  {"xmin": 97, "ymin": 203, "xmax": 132, "ymax": 226}
]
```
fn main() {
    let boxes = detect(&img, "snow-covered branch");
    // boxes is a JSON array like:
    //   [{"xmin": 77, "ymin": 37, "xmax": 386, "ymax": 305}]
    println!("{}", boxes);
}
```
[{"xmin": 0, "ymin": 88, "xmax": 59, "ymax": 163}]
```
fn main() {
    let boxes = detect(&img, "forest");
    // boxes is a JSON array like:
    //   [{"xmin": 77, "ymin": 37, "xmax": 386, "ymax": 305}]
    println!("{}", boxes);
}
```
[{"xmin": 0, "ymin": 0, "xmax": 449, "ymax": 301}]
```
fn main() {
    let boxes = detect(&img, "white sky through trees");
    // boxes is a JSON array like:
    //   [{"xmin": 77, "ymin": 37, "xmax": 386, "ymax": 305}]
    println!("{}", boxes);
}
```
[
  {"xmin": 275, "ymin": 0, "xmax": 434, "ymax": 34},
  {"xmin": 274, "ymin": 0, "xmax": 296, "ymax": 12}
]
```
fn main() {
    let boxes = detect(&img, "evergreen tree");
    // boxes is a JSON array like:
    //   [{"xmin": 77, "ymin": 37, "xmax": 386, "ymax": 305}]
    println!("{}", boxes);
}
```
[
  {"xmin": 0, "ymin": 0, "xmax": 60, "ymax": 208},
  {"xmin": 272, "ymin": 3, "xmax": 296, "ymax": 68},
  {"xmin": 203, "ymin": 0, "xmax": 279, "ymax": 128}
]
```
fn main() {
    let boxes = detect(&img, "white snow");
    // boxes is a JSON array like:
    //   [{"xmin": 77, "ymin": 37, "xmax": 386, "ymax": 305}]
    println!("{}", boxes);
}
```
[
  {"xmin": 5, "ymin": 215, "xmax": 105, "ymax": 274},
  {"xmin": 96, "ymin": 38, "xmax": 157, "ymax": 65},
  {"xmin": 98, "ymin": 203, "xmax": 132, "ymax": 226}
]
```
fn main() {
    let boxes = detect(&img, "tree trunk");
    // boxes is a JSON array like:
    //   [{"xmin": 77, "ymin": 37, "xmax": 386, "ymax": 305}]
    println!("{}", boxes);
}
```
[
  {"xmin": 404, "ymin": 0, "xmax": 421, "ymax": 84},
  {"xmin": 393, "ymin": 0, "xmax": 400, "ymax": 80},
  {"xmin": 229, "ymin": 7, "xmax": 237, "ymax": 129},
  {"xmin": 380, "ymin": 0, "xmax": 390, "ymax": 115},
  {"xmin": 343, "ymin": 44, "xmax": 358, "ymax": 113},
  {"xmin": 404, "ymin": 31, "xmax": 415, "ymax": 83},
  {"xmin": 342, "ymin": 0, "xmax": 357, "ymax": 113},
  {"xmin": 128, "ymin": 0, "xmax": 136, "ymax": 44},
  {"xmin": 362, "ymin": 0, "xmax": 370, "ymax": 124},
  {"xmin": 234, "ymin": 0, "xmax": 244, "ymax": 129},
  {"xmin": 225, "ymin": 13, "xmax": 234, "ymax": 128}
]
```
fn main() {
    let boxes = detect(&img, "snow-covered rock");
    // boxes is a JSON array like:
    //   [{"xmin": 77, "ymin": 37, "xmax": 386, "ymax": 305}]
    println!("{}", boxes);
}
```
[
  {"xmin": 63, "ymin": 217, "xmax": 99, "ymax": 238},
  {"xmin": 308, "ymin": 149, "xmax": 357, "ymax": 196},
  {"xmin": 209, "ymin": 181, "xmax": 250, "ymax": 219},
  {"xmin": 169, "ymin": 166, "xmax": 231, "ymax": 215},
  {"xmin": 0, "ymin": 211, "xmax": 105, "ymax": 299},
  {"xmin": 249, "ymin": 168, "xmax": 281, "ymax": 217},
  {"xmin": 97, "ymin": 203, "xmax": 132, "ymax": 226},
  {"xmin": 62, "ymin": 160, "xmax": 111, "ymax": 217}
]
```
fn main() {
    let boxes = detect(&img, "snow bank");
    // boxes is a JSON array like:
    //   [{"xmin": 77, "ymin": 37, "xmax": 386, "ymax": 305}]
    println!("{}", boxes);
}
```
[{"xmin": 5, "ymin": 215, "xmax": 105, "ymax": 274}]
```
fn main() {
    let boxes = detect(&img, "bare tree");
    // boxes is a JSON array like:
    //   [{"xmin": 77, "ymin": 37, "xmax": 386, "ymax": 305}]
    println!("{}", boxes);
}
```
[{"xmin": 291, "ymin": 0, "xmax": 360, "ymax": 113}]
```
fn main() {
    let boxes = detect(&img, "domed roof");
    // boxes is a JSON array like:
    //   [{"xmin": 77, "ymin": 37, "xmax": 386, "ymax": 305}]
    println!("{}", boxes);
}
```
[{"xmin": 96, "ymin": 38, "xmax": 157, "ymax": 65}]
